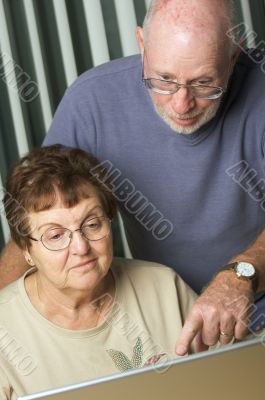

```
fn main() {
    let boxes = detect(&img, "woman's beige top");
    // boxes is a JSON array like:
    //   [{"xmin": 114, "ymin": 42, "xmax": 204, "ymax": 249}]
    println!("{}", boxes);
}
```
[{"xmin": 0, "ymin": 257, "xmax": 196, "ymax": 399}]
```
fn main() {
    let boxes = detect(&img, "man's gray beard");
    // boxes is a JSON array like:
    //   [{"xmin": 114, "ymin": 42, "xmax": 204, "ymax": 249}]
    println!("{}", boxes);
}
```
[{"xmin": 152, "ymin": 99, "xmax": 221, "ymax": 135}]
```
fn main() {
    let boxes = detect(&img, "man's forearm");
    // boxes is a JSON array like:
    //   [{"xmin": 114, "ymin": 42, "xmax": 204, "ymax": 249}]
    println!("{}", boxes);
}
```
[
  {"xmin": 0, "ymin": 240, "xmax": 29, "ymax": 289},
  {"xmin": 229, "ymin": 229, "xmax": 265, "ymax": 292}
]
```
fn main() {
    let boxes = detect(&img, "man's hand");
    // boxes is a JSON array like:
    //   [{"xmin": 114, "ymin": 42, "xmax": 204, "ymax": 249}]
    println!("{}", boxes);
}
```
[{"xmin": 175, "ymin": 270, "xmax": 254, "ymax": 355}]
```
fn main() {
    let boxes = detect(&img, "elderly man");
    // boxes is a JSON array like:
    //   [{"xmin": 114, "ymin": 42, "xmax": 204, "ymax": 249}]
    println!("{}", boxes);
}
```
[{"xmin": 1, "ymin": 0, "xmax": 265, "ymax": 354}]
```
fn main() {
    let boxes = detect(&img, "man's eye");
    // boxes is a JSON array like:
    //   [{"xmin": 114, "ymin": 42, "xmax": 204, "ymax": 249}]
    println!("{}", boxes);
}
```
[
  {"xmin": 196, "ymin": 80, "xmax": 211, "ymax": 85},
  {"xmin": 161, "ymin": 76, "xmax": 171, "ymax": 81}
]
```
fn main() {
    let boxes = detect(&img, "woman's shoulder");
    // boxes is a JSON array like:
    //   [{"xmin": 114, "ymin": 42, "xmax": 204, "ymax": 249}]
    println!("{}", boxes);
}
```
[
  {"xmin": 111, "ymin": 257, "xmax": 176, "ymax": 281},
  {"xmin": 111, "ymin": 257, "xmax": 196, "ymax": 302},
  {"xmin": 0, "ymin": 280, "xmax": 21, "ymax": 326},
  {"xmin": 0, "ymin": 278, "xmax": 22, "ymax": 308},
  {"xmin": 0, "ymin": 280, "xmax": 19, "ymax": 304},
  {"xmin": 0, "ymin": 268, "xmax": 32, "ymax": 310}
]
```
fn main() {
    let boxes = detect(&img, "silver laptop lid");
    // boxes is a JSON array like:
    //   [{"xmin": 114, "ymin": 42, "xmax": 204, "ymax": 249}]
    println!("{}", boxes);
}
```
[{"xmin": 18, "ymin": 336, "xmax": 265, "ymax": 400}]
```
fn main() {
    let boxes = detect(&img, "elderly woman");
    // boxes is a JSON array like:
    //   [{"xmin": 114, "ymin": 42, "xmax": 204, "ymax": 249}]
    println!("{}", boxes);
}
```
[{"xmin": 0, "ymin": 145, "xmax": 196, "ymax": 399}]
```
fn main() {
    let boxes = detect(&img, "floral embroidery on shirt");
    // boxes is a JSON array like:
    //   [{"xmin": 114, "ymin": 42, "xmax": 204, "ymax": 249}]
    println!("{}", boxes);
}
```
[{"xmin": 107, "ymin": 337, "xmax": 166, "ymax": 372}]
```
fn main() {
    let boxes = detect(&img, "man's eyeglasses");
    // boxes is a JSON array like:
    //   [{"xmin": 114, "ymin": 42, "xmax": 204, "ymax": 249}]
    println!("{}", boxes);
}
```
[
  {"xmin": 28, "ymin": 216, "xmax": 111, "ymax": 251},
  {"xmin": 142, "ymin": 52, "xmax": 226, "ymax": 100}
]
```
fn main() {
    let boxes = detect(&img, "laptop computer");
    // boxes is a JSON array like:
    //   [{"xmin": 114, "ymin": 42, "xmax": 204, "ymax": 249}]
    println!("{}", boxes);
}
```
[{"xmin": 18, "ymin": 336, "xmax": 264, "ymax": 400}]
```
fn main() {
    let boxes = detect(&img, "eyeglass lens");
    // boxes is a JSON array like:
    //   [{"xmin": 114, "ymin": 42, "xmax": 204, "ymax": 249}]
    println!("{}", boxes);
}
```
[
  {"xmin": 145, "ymin": 78, "xmax": 223, "ymax": 99},
  {"xmin": 41, "ymin": 216, "xmax": 110, "ymax": 250}
]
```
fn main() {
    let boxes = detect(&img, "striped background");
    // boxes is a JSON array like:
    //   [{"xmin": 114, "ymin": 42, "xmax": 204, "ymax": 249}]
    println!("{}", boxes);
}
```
[{"xmin": 0, "ymin": 0, "xmax": 265, "ymax": 254}]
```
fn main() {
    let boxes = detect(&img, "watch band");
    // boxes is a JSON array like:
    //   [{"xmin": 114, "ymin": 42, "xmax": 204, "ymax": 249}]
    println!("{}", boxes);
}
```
[{"xmin": 220, "ymin": 262, "xmax": 258, "ymax": 292}]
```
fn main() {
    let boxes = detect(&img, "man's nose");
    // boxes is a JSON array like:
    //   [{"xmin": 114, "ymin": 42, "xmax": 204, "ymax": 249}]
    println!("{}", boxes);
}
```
[{"xmin": 170, "ymin": 87, "xmax": 195, "ymax": 114}]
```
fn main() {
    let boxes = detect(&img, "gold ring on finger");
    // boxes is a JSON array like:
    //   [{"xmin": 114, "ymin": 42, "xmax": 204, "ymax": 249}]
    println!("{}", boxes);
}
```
[{"xmin": 220, "ymin": 330, "xmax": 234, "ymax": 337}]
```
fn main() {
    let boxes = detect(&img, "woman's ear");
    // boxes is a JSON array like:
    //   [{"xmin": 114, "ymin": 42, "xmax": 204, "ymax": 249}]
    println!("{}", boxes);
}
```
[{"xmin": 23, "ymin": 249, "xmax": 34, "ymax": 266}]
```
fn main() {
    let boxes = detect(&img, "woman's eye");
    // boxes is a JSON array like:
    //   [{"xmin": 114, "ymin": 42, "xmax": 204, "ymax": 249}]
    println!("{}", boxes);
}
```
[
  {"xmin": 50, "ymin": 234, "xmax": 62, "ymax": 240},
  {"xmin": 87, "ymin": 223, "xmax": 100, "ymax": 229},
  {"xmin": 46, "ymin": 230, "xmax": 66, "ymax": 241}
]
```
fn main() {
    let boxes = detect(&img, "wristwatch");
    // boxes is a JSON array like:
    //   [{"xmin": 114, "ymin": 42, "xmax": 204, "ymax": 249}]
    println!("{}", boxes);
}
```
[{"xmin": 221, "ymin": 261, "xmax": 258, "ymax": 292}]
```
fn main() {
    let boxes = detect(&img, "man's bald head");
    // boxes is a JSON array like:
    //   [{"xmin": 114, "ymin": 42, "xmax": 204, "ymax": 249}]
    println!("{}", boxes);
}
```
[
  {"xmin": 136, "ymin": 0, "xmax": 241, "ymax": 135},
  {"xmin": 142, "ymin": 0, "xmax": 238, "ymax": 53}
]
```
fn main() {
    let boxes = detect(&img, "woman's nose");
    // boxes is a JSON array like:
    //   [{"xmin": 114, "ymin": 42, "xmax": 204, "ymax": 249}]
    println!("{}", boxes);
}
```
[{"xmin": 69, "ymin": 230, "xmax": 91, "ymax": 254}]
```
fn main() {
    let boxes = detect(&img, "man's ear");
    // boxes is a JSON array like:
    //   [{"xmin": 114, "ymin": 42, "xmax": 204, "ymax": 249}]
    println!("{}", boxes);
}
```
[
  {"xmin": 231, "ymin": 44, "xmax": 242, "ymax": 67},
  {"xmin": 136, "ymin": 26, "xmax": 144, "ymax": 56},
  {"xmin": 227, "ymin": 44, "xmax": 242, "ymax": 78}
]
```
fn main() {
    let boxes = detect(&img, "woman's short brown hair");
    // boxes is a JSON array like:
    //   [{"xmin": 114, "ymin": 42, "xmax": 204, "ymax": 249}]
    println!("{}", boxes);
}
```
[{"xmin": 3, "ymin": 144, "xmax": 117, "ymax": 249}]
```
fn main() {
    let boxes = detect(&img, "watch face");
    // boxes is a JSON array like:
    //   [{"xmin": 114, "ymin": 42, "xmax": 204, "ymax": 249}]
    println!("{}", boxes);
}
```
[{"xmin": 236, "ymin": 262, "xmax": 255, "ymax": 278}]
